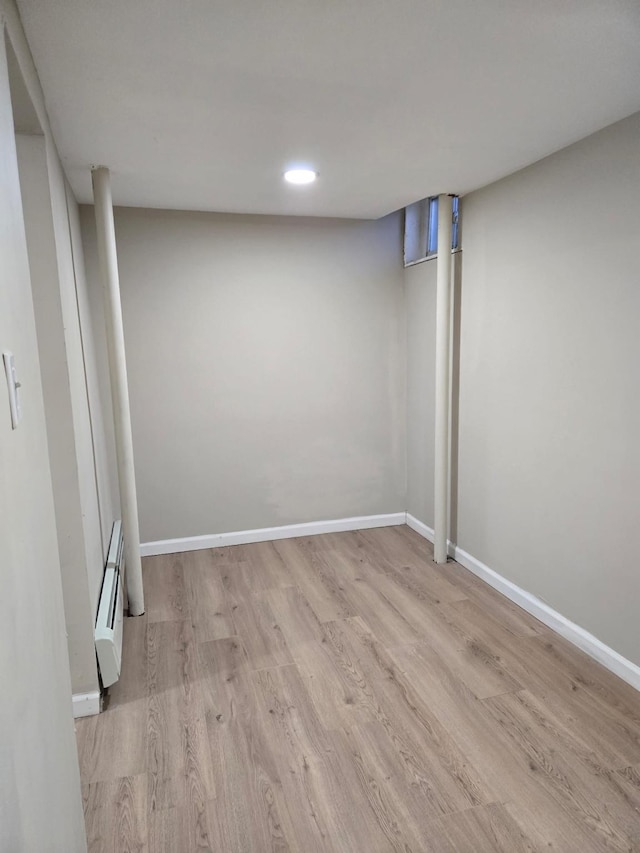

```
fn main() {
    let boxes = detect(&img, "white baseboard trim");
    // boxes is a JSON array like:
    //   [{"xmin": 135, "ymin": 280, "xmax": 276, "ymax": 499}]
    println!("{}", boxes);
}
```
[
  {"xmin": 140, "ymin": 512, "xmax": 406, "ymax": 558},
  {"xmin": 72, "ymin": 690, "xmax": 101, "ymax": 718},
  {"xmin": 405, "ymin": 513, "xmax": 640, "ymax": 693},
  {"xmin": 405, "ymin": 513, "xmax": 435, "ymax": 543}
]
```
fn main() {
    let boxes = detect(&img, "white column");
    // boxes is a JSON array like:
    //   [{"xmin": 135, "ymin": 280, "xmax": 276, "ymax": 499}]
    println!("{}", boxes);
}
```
[
  {"xmin": 91, "ymin": 167, "xmax": 144, "ymax": 615},
  {"xmin": 433, "ymin": 194, "xmax": 453, "ymax": 564}
]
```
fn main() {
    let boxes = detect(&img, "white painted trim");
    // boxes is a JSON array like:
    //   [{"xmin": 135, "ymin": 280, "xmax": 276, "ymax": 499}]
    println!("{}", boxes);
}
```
[
  {"xmin": 72, "ymin": 691, "xmax": 101, "ymax": 718},
  {"xmin": 140, "ymin": 513, "xmax": 406, "ymax": 558},
  {"xmin": 405, "ymin": 513, "xmax": 640, "ymax": 693},
  {"xmin": 405, "ymin": 513, "xmax": 435, "ymax": 542},
  {"xmin": 403, "ymin": 248, "xmax": 463, "ymax": 269}
]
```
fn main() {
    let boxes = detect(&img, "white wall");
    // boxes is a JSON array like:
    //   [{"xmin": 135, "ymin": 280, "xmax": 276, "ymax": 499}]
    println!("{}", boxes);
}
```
[
  {"xmin": 81, "ymin": 207, "xmax": 406, "ymax": 543},
  {"xmin": 0, "ymin": 4, "xmax": 86, "ymax": 849},
  {"xmin": 406, "ymin": 111, "xmax": 640, "ymax": 666},
  {"xmin": 15, "ymin": 134, "xmax": 99, "ymax": 695},
  {"xmin": 7, "ymin": 6, "xmax": 115, "ymax": 698},
  {"xmin": 458, "ymin": 112, "xmax": 640, "ymax": 664},
  {"xmin": 405, "ymin": 258, "xmax": 437, "ymax": 525}
]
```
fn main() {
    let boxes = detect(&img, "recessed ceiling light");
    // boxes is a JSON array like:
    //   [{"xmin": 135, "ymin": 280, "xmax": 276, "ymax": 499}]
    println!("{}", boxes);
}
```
[{"xmin": 284, "ymin": 168, "xmax": 318, "ymax": 185}]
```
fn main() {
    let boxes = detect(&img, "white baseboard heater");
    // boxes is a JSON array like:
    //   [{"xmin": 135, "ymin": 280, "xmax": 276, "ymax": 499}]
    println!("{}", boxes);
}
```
[{"xmin": 95, "ymin": 520, "xmax": 124, "ymax": 688}]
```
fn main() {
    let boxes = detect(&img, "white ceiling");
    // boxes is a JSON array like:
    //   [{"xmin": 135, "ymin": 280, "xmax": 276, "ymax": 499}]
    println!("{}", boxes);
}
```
[{"xmin": 16, "ymin": 0, "xmax": 640, "ymax": 219}]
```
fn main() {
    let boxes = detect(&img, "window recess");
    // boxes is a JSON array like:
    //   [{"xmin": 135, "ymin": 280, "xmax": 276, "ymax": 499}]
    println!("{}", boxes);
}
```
[{"xmin": 403, "ymin": 194, "xmax": 459, "ymax": 267}]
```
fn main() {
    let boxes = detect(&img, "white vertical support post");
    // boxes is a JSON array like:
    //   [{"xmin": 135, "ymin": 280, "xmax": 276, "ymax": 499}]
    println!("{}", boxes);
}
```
[
  {"xmin": 91, "ymin": 167, "xmax": 144, "ymax": 615},
  {"xmin": 434, "ymin": 194, "xmax": 453, "ymax": 564}
]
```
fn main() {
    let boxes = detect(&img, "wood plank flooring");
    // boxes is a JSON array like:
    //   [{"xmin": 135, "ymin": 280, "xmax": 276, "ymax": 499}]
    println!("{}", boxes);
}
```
[{"xmin": 75, "ymin": 525, "xmax": 640, "ymax": 852}]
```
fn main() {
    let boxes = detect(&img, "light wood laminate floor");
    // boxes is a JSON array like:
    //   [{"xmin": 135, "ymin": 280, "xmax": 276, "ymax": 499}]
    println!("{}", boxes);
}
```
[{"xmin": 76, "ymin": 525, "xmax": 640, "ymax": 852}]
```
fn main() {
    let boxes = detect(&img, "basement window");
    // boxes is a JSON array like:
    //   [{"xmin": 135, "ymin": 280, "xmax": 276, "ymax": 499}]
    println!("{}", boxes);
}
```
[
  {"xmin": 403, "ymin": 195, "xmax": 459, "ymax": 267},
  {"xmin": 451, "ymin": 195, "xmax": 460, "ymax": 250}
]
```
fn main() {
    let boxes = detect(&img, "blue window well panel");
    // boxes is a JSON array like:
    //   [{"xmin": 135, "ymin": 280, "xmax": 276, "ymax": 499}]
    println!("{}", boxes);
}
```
[{"xmin": 427, "ymin": 196, "xmax": 439, "ymax": 255}]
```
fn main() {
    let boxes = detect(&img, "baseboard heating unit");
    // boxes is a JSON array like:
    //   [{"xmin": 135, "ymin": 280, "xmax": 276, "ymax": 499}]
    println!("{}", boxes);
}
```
[{"xmin": 95, "ymin": 520, "xmax": 124, "ymax": 688}]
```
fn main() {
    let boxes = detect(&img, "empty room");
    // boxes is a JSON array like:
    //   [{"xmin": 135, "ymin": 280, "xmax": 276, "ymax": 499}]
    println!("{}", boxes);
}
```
[{"xmin": 2, "ymin": 1, "xmax": 640, "ymax": 851}]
